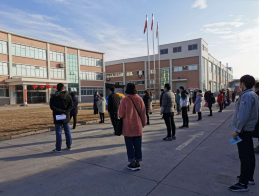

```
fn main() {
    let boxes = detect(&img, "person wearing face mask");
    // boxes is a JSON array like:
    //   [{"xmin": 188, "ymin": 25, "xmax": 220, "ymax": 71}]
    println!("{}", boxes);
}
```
[
  {"xmin": 229, "ymin": 75, "xmax": 259, "ymax": 192},
  {"xmin": 217, "ymin": 91, "xmax": 224, "ymax": 112},
  {"xmin": 179, "ymin": 86, "xmax": 189, "ymax": 128},
  {"xmin": 194, "ymin": 90, "xmax": 203, "ymax": 121},
  {"xmin": 93, "ymin": 91, "xmax": 100, "ymax": 115}
]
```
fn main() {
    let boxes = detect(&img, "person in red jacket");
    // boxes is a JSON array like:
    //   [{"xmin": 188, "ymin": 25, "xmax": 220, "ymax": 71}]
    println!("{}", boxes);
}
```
[{"xmin": 217, "ymin": 91, "xmax": 224, "ymax": 112}]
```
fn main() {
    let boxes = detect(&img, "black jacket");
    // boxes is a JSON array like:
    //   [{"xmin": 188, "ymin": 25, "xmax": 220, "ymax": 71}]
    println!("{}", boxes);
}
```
[
  {"xmin": 160, "ymin": 92, "xmax": 165, "ymax": 107},
  {"xmin": 253, "ymin": 91, "xmax": 259, "ymax": 138},
  {"xmin": 70, "ymin": 96, "xmax": 78, "ymax": 115},
  {"xmin": 50, "ymin": 91, "xmax": 73, "ymax": 124},
  {"xmin": 206, "ymin": 93, "xmax": 215, "ymax": 107},
  {"xmin": 108, "ymin": 93, "xmax": 120, "ymax": 113},
  {"xmin": 143, "ymin": 94, "xmax": 151, "ymax": 113}
]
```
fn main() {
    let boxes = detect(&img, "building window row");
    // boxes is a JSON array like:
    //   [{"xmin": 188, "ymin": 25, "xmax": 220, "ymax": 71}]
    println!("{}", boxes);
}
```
[
  {"xmin": 49, "ymin": 51, "xmax": 65, "ymax": 62},
  {"xmin": 188, "ymin": 65, "xmax": 198, "ymax": 70},
  {"xmin": 0, "ymin": 85, "xmax": 9, "ymax": 97},
  {"xmin": 160, "ymin": 49, "xmax": 168, "ymax": 55},
  {"xmin": 161, "ymin": 44, "xmax": 197, "ymax": 55},
  {"xmin": 81, "ymin": 87, "xmax": 104, "ymax": 96},
  {"xmin": 174, "ymin": 66, "xmax": 183, "ymax": 72},
  {"xmin": 80, "ymin": 56, "xmax": 102, "ymax": 67},
  {"xmin": 0, "ymin": 61, "xmax": 8, "ymax": 75},
  {"xmin": 188, "ymin": 44, "xmax": 198, "ymax": 51},
  {"xmin": 50, "ymin": 68, "xmax": 65, "ymax": 79},
  {"xmin": 126, "ymin": 71, "xmax": 133, "ymax": 76},
  {"xmin": 80, "ymin": 71, "xmax": 103, "ymax": 81},
  {"xmin": 12, "ymin": 63, "xmax": 47, "ymax": 78},
  {"xmin": 106, "ymin": 72, "xmax": 123, "ymax": 78},
  {"xmin": 0, "ymin": 40, "xmax": 8, "ymax": 54},
  {"xmin": 12, "ymin": 43, "xmax": 47, "ymax": 60},
  {"xmin": 173, "ymin": 46, "xmax": 181, "ymax": 53}
]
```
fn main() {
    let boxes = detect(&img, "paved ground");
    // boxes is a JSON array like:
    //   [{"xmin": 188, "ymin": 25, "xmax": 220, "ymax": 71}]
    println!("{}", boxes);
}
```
[{"xmin": 0, "ymin": 104, "xmax": 258, "ymax": 196}]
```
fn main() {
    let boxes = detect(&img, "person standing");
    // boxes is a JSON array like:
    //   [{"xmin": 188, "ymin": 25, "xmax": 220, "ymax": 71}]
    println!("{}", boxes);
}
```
[
  {"xmin": 160, "ymin": 83, "xmax": 176, "ymax": 141},
  {"xmin": 232, "ymin": 90, "xmax": 237, "ymax": 102},
  {"xmin": 143, "ymin": 90, "xmax": 151, "ymax": 125},
  {"xmin": 97, "ymin": 93, "xmax": 106, "ymax": 123},
  {"xmin": 217, "ymin": 91, "xmax": 224, "ymax": 112},
  {"xmin": 149, "ymin": 92, "xmax": 153, "ymax": 114},
  {"xmin": 229, "ymin": 75, "xmax": 259, "ymax": 192},
  {"xmin": 175, "ymin": 89, "xmax": 181, "ymax": 115},
  {"xmin": 119, "ymin": 83, "xmax": 146, "ymax": 171},
  {"xmin": 108, "ymin": 86, "xmax": 120, "ymax": 135},
  {"xmin": 179, "ymin": 86, "xmax": 189, "ymax": 128},
  {"xmin": 93, "ymin": 92, "xmax": 99, "ymax": 115},
  {"xmin": 50, "ymin": 83, "xmax": 73, "ymax": 152},
  {"xmin": 253, "ymin": 82, "xmax": 259, "ymax": 153},
  {"xmin": 160, "ymin": 89, "xmax": 165, "ymax": 119},
  {"xmin": 194, "ymin": 90, "xmax": 203, "ymax": 121},
  {"xmin": 206, "ymin": 91, "xmax": 215, "ymax": 116},
  {"xmin": 227, "ymin": 89, "xmax": 231, "ymax": 106},
  {"xmin": 70, "ymin": 92, "xmax": 78, "ymax": 129}
]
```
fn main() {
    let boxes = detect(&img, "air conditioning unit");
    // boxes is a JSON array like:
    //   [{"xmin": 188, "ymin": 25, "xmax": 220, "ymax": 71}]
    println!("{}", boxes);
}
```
[
  {"xmin": 106, "ymin": 78, "xmax": 110, "ymax": 81},
  {"xmin": 138, "ymin": 75, "xmax": 142, "ymax": 78},
  {"xmin": 60, "ymin": 63, "xmax": 65, "ymax": 68}
]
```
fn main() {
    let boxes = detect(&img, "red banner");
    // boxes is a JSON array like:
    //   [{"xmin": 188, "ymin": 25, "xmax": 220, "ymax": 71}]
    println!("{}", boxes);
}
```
[{"xmin": 24, "ymin": 89, "xmax": 27, "ymax": 103}]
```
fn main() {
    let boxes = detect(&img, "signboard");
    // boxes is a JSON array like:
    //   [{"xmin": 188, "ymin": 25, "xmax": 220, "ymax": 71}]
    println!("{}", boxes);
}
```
[
  {"xmin": 24, "ymin": 89, "xmax": 27, "ymax": 103},
  {"xmin": 187, "ymin": 86, "xmax": 199, "ymax": 89},
  {"xmin": 13, "ymin": 93, "xmax": 17, "ymax": 98}
]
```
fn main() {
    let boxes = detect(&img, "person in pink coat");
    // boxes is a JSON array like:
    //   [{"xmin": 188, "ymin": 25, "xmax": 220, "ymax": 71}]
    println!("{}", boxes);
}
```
[{"xmin": 119, "ymin": 83, "xmax": 146, "ymax": 171}]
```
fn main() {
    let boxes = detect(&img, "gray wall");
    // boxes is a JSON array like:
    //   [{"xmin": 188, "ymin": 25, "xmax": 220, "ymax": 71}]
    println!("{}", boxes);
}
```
[
  {"xmin": 81, "ymin": 96, "xmax": 93, "ymax": 103},
  {"xmin": 0, "ymin": 98, "xmax": 10, "ymax": 106}
]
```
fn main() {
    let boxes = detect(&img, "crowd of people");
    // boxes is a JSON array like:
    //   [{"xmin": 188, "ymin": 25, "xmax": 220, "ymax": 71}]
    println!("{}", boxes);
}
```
[{"xmin": 49, "ymin": 74, "xmax": 259, "ymax": 192}]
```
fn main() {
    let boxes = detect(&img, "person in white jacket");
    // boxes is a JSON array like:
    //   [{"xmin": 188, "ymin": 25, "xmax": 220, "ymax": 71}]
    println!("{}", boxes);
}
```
[
  {"xmin": 179, "ymin": 86, "xmax": 189, "ymax": 128},
  {"xmin": 97, "ymin": 93, "xmax": 106, "ymax": 123}
]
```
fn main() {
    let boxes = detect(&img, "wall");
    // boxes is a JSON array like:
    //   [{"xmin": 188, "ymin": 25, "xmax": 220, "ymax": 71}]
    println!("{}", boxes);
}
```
[{"xmin": 0, "ymin": 98, "xmax": 10, "ymax": 106}]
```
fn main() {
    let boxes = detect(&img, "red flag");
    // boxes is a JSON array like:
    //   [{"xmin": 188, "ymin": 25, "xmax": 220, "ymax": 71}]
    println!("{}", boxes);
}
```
[
  {"xmin": 151, "ymin": 14, "xmax": 154, "ymax": 31},
  {"xmin": 144, "ymin": 15, "xmax": 148, "ymax": 34}
]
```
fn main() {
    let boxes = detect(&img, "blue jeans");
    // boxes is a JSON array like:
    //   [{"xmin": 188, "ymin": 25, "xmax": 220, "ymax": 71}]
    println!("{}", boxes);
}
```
[
  {"xmin": 124, "ymin": 136, "xmax": 142, "ymax": 162},
  {"xmin": 55, "ymin": 123, "xmax": 72, "ymax": 150},
  {"xmin": 177, "ymin": 103, "xmax": 181, "ymax": 113}
]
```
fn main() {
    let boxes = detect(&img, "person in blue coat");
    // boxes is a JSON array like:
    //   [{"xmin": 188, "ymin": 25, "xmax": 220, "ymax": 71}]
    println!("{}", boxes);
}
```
[
  {"xmin": 70, "ymin": 92, "xmax": 78, "ymax": 129},
  {"xmin": 93, "ymin": 92, "xmax": 99, "ymax": 115},
  {"xmin": 194, "ymin": 90, "xmax": 203, "ymax": 121}
]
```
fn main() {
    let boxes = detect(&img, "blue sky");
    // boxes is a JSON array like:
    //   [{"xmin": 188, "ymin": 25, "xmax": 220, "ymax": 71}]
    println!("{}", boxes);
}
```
[{"xmin": 0, "ymin": 0, "xmax": 258, "ymax": 79}]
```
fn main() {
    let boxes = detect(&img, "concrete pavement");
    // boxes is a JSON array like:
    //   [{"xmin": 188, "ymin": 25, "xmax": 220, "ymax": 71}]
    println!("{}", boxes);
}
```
[{"xmin": 0, "ymin": 104, "xmax": 258, "ymax": 196}]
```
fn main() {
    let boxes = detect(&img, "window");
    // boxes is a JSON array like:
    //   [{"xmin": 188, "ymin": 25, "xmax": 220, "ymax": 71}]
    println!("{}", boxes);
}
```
[
  {"xmin": 0, "ymin": 85, "xmax": 9, "ymax": 97},
  {"xmin": 80, "ymin": 56, "xmax": 103, "ymax": 67},
  {"xmin": 0, "ymin": 40, "xmax": 8, "ymax": 54},
  {"xmin": 12, "ymin": 63, "xmax": 47, "ymax": 78},
  {"xmin": 0, "ymin": 61, "xmax": 8, "ymax": 75},
  {"xmin": 12, "ymin": 43, "xmax": 47, "ymax": 60},
  {"xmin": 174, "ymin": 67, "xmax": 183, "ymax": 72},
  {"xmin": 214, "ymin": 65, "xmax": 217, "ymax": 75},
  {"xmin": 81, "ymin": 87, "xmax": 104, "ymax": 96},
  {"xmin": 137, "ymin": 70, "xmax": 144, "ymax": 75},
  {"xmin": 173, "ymin": 47, "xmax": 181, "ymax": 53},
  {"xmin": 126, "ymin": 72, "xmax": 133, "ymax": 76},
  {"xmin": 50, "ymin": 51, "xmax": 65, "ymax": 62},
  {"xmin": 188, "ymin": 65, "xmax": 198, "ymax": 70},
  {"xmin": 161, "ymin": 68, "xmax": 169, "ymax": 87},
  {"xmin": 50, "ymin": 68, "xmax": 65, "ymax": 79},
  {"xmin": 203, "ymin": 45, "xmax": 208, "ymax": 52},
  {"xmin": 160, "ymin": 49, "xmax": 168, "ymax": 55},
  {"xmin": 138, "ymin": 91, "xmax": 145, "ymax": 95},
  {"xmin": 80, "ymin": 71, "xmax": 103, "ymax": 81},
  {"xmin": 136, "ymin": 81, "xmax": 145, "ymax": 85},
  {"xmin": 149, "ymin": 69, "xmax": 156, "ymax": 74},
  {"xmin": 106, "ymin": 72, "xmax": 123, "ymax": 78},
  {"xmin": 188, "ymin": 44, "xmax": 198, "ymax": 51}
]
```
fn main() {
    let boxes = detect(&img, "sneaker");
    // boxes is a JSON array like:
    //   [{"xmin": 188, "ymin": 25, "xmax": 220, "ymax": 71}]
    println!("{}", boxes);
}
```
[
  {"xmin": 99, "ymin": 121, "xmax": 102, "ymax": 123},
  {"xmin": 229, "ymin": 183, "xmax": 249, "ymax": 192},
  {"xmin": 172, "ymin": 136, "xmax": 176, "ymax": 140},
  {"xmin": 127, "ymin": 163, "xmax": 140, "ymax": 171},
  {"xmin": 52, "ymin": 149, "xmax": 61, "ymax": 153},
  {"xmin": 135, "ymin": 162, "xmax": 141, "ymax": 170},
  {"xmin": 163, "ymin": 137, "xmax": 173, "ymax": 141},
  {"xmin": 64, "ymin": 147, "xmax": 71, "ymax": 151},
  {"xmin": 237, "ymin": 176, "xmax": 255, "ymax": 185}
]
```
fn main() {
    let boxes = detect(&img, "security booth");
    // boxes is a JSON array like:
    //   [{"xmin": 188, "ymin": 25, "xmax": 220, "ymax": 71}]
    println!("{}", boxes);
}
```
[{"xmin": 5, "ymin": 78, "xmax": 68, "ymax": 105}]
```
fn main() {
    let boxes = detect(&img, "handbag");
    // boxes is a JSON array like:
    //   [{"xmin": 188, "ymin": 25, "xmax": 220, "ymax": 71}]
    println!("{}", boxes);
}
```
[
  {"xmin": 115, "ymin": 96, "xmax": 141, "ymax": 136},
  {"xmin": 192, "ymin": 105, "xmax": 196, "ymax": 114},
  {"xmin": 204, "ymin": 102, "xmax": 209, "ymax": 107}
]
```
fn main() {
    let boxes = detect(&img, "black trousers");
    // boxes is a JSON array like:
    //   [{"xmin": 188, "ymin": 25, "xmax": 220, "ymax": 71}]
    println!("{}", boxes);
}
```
[
  {"xmin": 208, "ymin": 106, "xmax": 212, "ymax": 115},
  {"xmin": 163, "ymin": 112, "xmax": 176, "ymax": 137},
  {"xmin": 237, "ymin": 131, "xmax": 255, "ymax": 185},
  {"xmin": 198, "ymin": 112, "xmax": 202, "ymax": 119},
  {"xmin": 110, "ymin": 111, "xmax": 118, "ymax": 132},
  {"xmin": 146, "ymin": 111, "xmax": 150, "ymax": 123},
  {"xmin": 99, "ymin": 113, "xmax": 104, "ymax": 122},
  {"xmin": 70, "ymin": 114, "xmax": 77, "ymax": 129},
  {"xmin": 181, "ymin": 107, "xmax": 189, "ymax": 126},
  {"xmin": 219, "ymin": 103, "xmax": 223, "ymax": 111}
]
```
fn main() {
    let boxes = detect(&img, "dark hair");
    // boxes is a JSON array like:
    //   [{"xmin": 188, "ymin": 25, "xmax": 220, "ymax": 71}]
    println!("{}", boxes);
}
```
[
  {"xmin": 198, "ymin": 90, "xmax": 202, "ymax": 93},
  {"xmin": 100, "ymin": 93, "xmax": 104, "ymax": 97},
  {"xmin": 125, "ymin": 83, "xmax": 137, "ymax": 95},
  {"xmin": 144, "ymin": 90, "xmax": 150, "ymax": 96},
  {"xmin": 177, "ymin": 89, "xmax": 180, "ymax": 94},
  {"xmin": 94, "ymin": 91, "xmax": 98, "ymax": 96},
  {"xmin": 70, "ymin": 92, "xmax": 76, "ymax": 97},
  {"xmin": 164, "ymin": 83, "xmax": 171, "ymax": 90},
  {"xmin": 110, "ymin": 86, "xmax": 115, "ymax": 92},
  {"xmin": 179, "ymin": 86, "xmax": 184, "ymax": 90},
  {"xmin": 255, "ymin": 82, "xmax": 259, "ymax": 89},
  {"xmin": 57, "ymin": 83, "xmax": 64, "ymax": 91},
  {"xmin": 240, "ymin": 75, "xmax": 256, "ymax": 89},
  {"xmin": 160, "ymin": 89, "xmax": 165, "ymax": 92}
]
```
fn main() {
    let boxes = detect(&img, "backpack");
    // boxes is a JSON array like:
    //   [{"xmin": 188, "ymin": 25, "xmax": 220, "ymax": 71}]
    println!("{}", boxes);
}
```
[{"xmin": 212, "ymin": 96, "xmax": 216, "ymax": 104}]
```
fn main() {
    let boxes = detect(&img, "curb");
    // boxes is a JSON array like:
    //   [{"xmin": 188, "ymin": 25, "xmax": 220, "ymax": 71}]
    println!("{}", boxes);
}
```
[{"xmin": 0, "ymin": 108, "xmax": 161, "ymax": 142}]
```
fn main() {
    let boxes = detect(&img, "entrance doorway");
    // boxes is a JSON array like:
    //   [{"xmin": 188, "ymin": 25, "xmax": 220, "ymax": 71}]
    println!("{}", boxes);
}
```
[{"xmin": 16, "ymin": 85, "xmax": 46, "ymax": 104}]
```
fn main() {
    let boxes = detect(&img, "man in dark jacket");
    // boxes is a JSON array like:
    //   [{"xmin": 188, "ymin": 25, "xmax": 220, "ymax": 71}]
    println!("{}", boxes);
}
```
[
  {"xmin": 143, "ymin": 90, "xmax": 151, "ymax": 125},
  {"xmin": 108, "ymin": 86, "xmax": 120, "ymax": 135},
  {"xmin": 160, "ymin": 89, "xmax": 165, "ymax": 119},
  {"xmin": 70, "ymin": 92, "xmax": 78, "ymax": 129},
  {"xmin": 50, "ymin": 83, "xmax": 73, "ymax": 153},
  {"xmin": 253, "ymin": 82, "xmax": 259, "ymax": 153}
]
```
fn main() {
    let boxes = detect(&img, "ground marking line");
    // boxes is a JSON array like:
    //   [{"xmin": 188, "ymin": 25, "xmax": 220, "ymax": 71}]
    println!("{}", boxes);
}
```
[{"xmin": 176, "ymin": 132, "xmax": 204, "ymax": 150}]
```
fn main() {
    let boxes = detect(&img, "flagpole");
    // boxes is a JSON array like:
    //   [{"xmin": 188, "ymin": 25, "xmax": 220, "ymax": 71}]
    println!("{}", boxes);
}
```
[
  {"xmin": 157, "ymin": 22, "xmax": 161, "ymax": 94},
  {"xmin": 152, "ymin": 14, "xmax": 156, "ymax": 103},
  {"xmin": 146, "ymin": 15, "xmax": 151, "ymax": 92}
]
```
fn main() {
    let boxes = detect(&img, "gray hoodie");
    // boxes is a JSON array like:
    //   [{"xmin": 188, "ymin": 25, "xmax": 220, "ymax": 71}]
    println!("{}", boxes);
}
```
[{"xmin": 231, "ymin": 89, "xmax": 259, "ymax": 133}]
